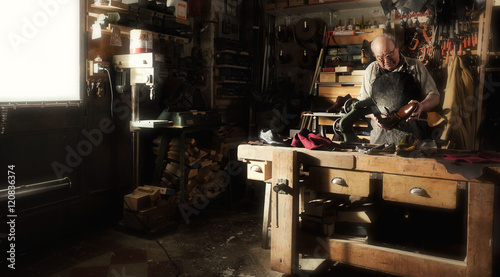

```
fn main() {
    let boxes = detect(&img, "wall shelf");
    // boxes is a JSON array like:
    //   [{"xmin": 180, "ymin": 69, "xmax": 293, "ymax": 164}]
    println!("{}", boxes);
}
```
[
  {"xmin": 265, "ymin": 0, "xmax": 380, "ymax": 16},
  {"xmin": 91, "ymin": 1, "xmax": 128, "ymax": 11},
  {"xmin": 215, "ymin": 64, "xmax": 251, "ymax": 70}
]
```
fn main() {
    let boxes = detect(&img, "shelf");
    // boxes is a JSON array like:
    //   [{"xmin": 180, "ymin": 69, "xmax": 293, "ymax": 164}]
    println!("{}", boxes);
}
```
[
  {"xmin": 91, "ymin": 1, "xmax": 128, "ymax": 11},
  {"xmin": 218, "ymin": 50, "xmax": 250, "ymax": 56},
  {"xmin": 216, "ymin": 80, "xmax": 250, "ymax": 84},
  {"xmin": 130, "ymin": 120, "xmax": 173, "ymax": 129},
  {"xmin": 266, "ymin": 0, "xmax": 380, "ymax": 16},
  {"xmin": 317, "ymin": 82, "xmax": 362, "ymax": 85},
  {"xmin": 215, "ymin": 64, "xmax": 251, "ymax": 70},
  {"xmin": 485, "ymin": 67, "xmax": 500, "ymax": 72},
  {"xmin": 88, "ymin": 22, "xmax": 190, "ymax": 44}
]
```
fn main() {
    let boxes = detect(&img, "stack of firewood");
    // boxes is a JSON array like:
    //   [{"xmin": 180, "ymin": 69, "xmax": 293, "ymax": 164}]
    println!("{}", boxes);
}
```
[{"xmin": 152, "ymin": 136, "xmax": 226, "ymax": 204}]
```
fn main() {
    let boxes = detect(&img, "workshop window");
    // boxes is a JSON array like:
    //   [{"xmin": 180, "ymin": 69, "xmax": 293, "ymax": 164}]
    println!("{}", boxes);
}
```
[{"xmin": 0, "ymin": 0, "xmax": 82, "ymax": 104}]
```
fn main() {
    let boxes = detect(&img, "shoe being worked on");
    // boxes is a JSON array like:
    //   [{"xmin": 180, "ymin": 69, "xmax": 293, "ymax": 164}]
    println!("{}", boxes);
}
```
[
  {"xmin": 380, "ymin": 102, "xmax": 418, "ymax": 130},
  {"xmin": 259, "ymin": 129, "xmax": 290, "ymax": 146}
]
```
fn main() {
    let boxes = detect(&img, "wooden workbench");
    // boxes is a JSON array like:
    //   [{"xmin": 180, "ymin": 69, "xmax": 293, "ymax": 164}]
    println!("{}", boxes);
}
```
[{"xmin": 238, "ymin": 144, "xmax": 499, "ymax": 277}]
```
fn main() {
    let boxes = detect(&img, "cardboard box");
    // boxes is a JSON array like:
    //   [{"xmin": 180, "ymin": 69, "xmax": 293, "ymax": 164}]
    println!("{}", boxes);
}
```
[
  {"xmin": 123, "ymin": 200, "xmax": 170, "ymax": 230},
  {"xmin": 167, "ymin": 0, "xmax": 187, "ymax": 19},
  {"xmin": 123, "ymin": 185, "xmax": 161, "ymax": 211}
]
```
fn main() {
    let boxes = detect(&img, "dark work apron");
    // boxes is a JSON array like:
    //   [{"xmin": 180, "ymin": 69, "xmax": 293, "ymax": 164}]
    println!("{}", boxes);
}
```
[{"xmin": 370, "ymin": 70, "xmax": 422, "ymax": 145}]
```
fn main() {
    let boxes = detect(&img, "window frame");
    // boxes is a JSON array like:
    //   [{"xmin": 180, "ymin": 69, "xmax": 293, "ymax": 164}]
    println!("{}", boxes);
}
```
[{"xmin": 0, "ymin": 0, "xmax": 85, "ymax": 108}]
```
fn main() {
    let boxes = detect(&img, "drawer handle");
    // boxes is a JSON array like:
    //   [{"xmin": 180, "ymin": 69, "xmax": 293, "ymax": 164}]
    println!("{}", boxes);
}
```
[
  {"xmin": 250, "ymin": 165, "xmax": 263, "ymax": 173},
  {"xmin": 331, "ymin": 177, "xmax": 347, "ymax": 187},
  {"xmin": 409, "ymin": 187, "xmax": 430, "ymax": 197}
]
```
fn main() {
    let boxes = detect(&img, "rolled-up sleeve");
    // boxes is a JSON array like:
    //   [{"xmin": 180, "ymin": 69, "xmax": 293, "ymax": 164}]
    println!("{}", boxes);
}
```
[
  {"xmin": 415, "ymin": 61, "xmax": 440, "ymax": 98},
  {"xmin": 358, "ymin": 62, "xmax": 377, "ymax": 100}
]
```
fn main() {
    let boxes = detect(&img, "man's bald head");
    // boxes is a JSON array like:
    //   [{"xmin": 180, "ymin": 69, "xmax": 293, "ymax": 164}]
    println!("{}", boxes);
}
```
[{"xmin": 371, "ymin": 33, "xmax": 400, "ymax": 71}]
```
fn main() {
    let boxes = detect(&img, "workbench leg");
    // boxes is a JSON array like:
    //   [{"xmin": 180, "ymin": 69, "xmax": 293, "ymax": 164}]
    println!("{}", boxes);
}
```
[
  {"xmin": 262, "ymin": 181, "xmax": 271, "ymax": 249},
  {"xmin": 466, "ymin": 181, "xmax": 494, "ymax": 276},
  {"xmin": 270, "ymin": 149, "xmax": 299, "ymax": 275}
]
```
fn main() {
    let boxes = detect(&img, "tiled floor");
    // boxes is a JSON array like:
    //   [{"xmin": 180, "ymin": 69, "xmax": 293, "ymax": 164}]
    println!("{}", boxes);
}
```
[{"xmin": 3, "ymin": 199, "xmax": 396, "ymax": 277}]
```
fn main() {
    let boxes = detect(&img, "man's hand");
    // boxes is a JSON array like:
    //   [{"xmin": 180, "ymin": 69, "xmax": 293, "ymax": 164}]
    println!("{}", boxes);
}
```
[
  {"xmin": 406, "ymin": 100, "xmax": 421, "ymax": 122},
  {"xmin": 369, "ymin": 113, "xmax": 391, "ymax": 130}
]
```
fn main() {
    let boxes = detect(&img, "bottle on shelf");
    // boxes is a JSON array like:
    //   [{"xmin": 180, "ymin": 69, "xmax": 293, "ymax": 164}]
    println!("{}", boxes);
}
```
[{"xmin": 347, "ymin": 19, "xmax": 353, "ymax": 31}]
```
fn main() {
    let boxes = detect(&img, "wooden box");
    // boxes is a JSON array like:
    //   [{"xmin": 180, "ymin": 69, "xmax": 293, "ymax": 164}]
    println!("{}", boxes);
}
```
[
  {"xmin": 319, "ymin": 72, "xmax": 337, "ymax": 83},
  {"xmin": 338, "ymin": 75, "xmax": 363, "ymax": 83}
]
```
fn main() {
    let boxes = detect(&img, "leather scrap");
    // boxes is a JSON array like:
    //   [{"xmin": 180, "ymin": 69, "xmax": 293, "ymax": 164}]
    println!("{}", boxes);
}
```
[{"xmin": 291, "ymin": 129, "xmax": 334, "ymax": 150}]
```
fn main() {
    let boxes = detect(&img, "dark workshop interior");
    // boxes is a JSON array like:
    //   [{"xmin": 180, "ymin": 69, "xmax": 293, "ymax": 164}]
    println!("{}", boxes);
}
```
[{"xmin": 0, "ymin": 0, "xmax": 499, "ymax": 276}]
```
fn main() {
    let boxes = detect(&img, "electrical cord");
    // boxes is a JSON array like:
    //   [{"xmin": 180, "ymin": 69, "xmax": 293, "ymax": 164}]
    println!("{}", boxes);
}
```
[
  {"xmin": 102, "ymin": 67, "xmax": 114, "ymax": 119},
  {"xmin": 123, "ymin": 196, "xmax": 181, "ymax": 277}
]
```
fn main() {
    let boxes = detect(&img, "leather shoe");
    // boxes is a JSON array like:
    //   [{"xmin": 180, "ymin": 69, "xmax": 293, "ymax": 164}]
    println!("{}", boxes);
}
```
[
  {"xmin": 380, "ymin": 102, "xmax": 418, "ymax": 130},
  {"xmin": 326, "ymin": 94, "xmax": 352, "ymax": 113},
  {"xmin": 259, "ymin": 129, "xmax": 290, "ymax": 146}
]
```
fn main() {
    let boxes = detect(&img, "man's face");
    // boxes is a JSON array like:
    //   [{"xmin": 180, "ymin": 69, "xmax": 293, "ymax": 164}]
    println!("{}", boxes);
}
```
[{"xmin": 372, "ymin": 38, "xmax": 400, "ymax": 71}]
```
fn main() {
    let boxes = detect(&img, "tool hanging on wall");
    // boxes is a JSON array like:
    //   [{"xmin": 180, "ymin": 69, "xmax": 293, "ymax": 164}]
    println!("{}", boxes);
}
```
[
  {"xmin": 298, "ymin": 49, "xmax": 315, "ymax": 69},
  {"xmin": 276, "ymin": 25, "xmax": 292, "ymax": 42},
  {"xmin": 294, "ymin": 17, "xmax": 325, "ymax": 50}
]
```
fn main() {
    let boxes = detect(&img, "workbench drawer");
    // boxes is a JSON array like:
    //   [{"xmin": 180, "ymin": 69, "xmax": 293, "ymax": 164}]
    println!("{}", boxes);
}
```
[
  {"xmin": 247, "ymin": 160, "xmax": 272, "ymax": 181},
  {"xmin": 308, "ymin": 167, "xmax": 372, "ymax": 197},
  {"xmin": 382, "ymin": 174, "xmax": 458, "ymax": 209}
]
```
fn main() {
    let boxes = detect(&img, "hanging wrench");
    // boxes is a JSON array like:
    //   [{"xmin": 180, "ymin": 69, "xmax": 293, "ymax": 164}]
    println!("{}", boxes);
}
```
[{"xmin": 409, "ymin": 32, "xmax": 419, "ymax": 51}]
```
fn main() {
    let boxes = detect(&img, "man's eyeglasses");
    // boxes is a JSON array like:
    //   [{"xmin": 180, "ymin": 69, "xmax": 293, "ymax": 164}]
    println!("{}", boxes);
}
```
[{"xmin": 375, "ymin": 49, "xmax": 397, "ymax": 62}]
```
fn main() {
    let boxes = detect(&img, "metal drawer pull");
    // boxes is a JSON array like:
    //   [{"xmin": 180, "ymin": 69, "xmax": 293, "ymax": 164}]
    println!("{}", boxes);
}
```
[
  {"xmin": 331, "ymin": 177, "xmax": 347, "ymax": 187},
  {"xmin": 409, "ymin": 187, "xmax": 430, "ymax": 197},
  {"xmin": 250, "ymin": 165, "xmax": 263, "ymax": 173}
]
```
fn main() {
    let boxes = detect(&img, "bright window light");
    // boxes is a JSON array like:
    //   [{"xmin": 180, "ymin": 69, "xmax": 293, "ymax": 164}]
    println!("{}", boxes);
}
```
[{"xmin": 0, "ymin": 0, "xmax": 81, "ymax": 103}]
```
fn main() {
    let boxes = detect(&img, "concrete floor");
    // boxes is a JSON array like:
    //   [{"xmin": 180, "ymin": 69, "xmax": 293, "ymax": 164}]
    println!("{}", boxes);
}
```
[{"xmin": 3, "ymin": 199, "xmax": 396, "ymax": 277}]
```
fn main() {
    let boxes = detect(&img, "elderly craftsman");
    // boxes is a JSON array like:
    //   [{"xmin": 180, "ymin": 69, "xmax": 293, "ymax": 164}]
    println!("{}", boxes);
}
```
[{"xmin": 358, "ymin": 33, "xmax": 440, "ymax": 148}]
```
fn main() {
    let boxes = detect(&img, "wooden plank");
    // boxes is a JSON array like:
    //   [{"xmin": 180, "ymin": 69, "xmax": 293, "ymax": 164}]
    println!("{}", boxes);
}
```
[
  {"xmin": 270, "ymin": 148, "xmax": 299, "ymax": 274},
  {"xmin": 354, "ymin": 155, "xmax": 471, "ymax": 181},
  {"xmin": 382, "ymin": 174, "xmax": 458, "ymax": 209},
  {"xmin": 238, "ymin": 145, "xmax": 500, "ymax": 181},
  {"xmin": 310, "ymin": 47, "xmax": 325, "ymax": 95},
  {"xmin": 466, "ymin": 181, "xmax": 494, "ymax": 276},
  {"xmin": 328, "ymin": 28, "xmax": 384, "ymax": 45},
  {"xmin": 238, "ymin": 144, "xmax": 355, "ymax": 169},
  {"xmin": 300, "ymin": 235, "xmax": 467, "ymax": 277},
  {"xmin": 475, "ymin": 0, "xmax": 494, "ymax": 150}
]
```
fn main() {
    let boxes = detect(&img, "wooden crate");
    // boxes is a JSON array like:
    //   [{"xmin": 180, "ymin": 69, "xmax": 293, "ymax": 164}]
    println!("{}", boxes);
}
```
[
  {"xmin": 319, "ymin": 72, "xmax": 337, "ymax": 83},
  {"xmin": 338, "ymin": 75, "xmax": 363, "ymax": 83}
]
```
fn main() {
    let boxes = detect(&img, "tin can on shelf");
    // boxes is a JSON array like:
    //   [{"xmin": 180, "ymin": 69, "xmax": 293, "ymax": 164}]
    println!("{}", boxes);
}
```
[{"xmin": 130, "ymin": 29, "xmax": 153, "ymax": 54}]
